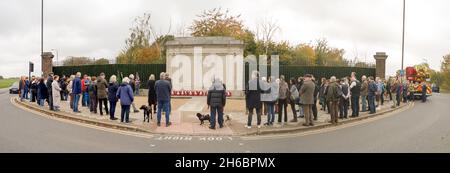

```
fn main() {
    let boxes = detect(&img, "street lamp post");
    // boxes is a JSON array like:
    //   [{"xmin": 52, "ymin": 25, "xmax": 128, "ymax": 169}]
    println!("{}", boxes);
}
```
[
  {"xmin": 41, "ymin": 0, "xmax": 44, "ymax": 76},
  {"xmin": 401, "ymin": 0, "xmax": 406, "ymax": 73}
]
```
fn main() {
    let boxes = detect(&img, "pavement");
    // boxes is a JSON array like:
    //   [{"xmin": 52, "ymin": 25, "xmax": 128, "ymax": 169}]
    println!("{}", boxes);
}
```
[
  {"xmin": 1, "ymin": 89, "xmax": 450, "ymax": 152},
  {"xmin": 14, "ymin": 93, "xmax": 401, "ymax": 136}
]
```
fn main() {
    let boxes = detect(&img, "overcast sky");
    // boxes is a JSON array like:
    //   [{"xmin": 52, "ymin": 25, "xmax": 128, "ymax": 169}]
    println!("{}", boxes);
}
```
[{"xmin": 1, "ymin": 0, "xmax": 449, "ymax": 77}]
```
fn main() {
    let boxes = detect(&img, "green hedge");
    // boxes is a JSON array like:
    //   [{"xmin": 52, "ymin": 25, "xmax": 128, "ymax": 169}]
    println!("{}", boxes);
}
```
[
  {"xmin": 244, "ymin": 65, "xmax": 375, "ymax": 85},
  {"xmin": 54, "ymin": 64, "xmax": 375, "ymax": 88},
  {"xmin": 279, "ymin": 65, "xmax": 374, "ymax": 82}
]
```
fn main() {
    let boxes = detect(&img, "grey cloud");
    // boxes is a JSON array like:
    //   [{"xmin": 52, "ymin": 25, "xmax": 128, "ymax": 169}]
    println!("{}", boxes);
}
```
[{"xmin": 1, "ymin": 0, "xmax": 449, "ymax": 77}]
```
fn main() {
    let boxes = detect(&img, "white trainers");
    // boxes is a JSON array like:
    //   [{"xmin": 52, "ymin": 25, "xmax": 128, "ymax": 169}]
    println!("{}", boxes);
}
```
[
  {"xmin": 245, "ymin": 125, "xmax": 252, "ymax": 129},
  {"xmin": 257, "ymin": 125, "xmax": 262, "ymax": 129}
]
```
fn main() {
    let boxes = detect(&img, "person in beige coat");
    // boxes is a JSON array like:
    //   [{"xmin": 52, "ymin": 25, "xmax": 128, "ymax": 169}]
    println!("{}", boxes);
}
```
[
  {"xmin": 67, "ymin": 75, "xmax": 74, "ymax": 109},
  {"xmin": 52, "ymin": 75, "xmax": 62, "ymax": 111}
]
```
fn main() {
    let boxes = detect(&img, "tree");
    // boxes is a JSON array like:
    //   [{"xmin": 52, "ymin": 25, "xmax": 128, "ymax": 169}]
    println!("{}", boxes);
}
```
[
  {"xmin": 153, "ymin": 35, "xmax": 175, "ymax": 62},
  {"xmin": 354, "ymin": 61, "xmax": 375, "ymax": 68},
  {"xmin": 256, "ymin": 17, "xmax": 281, "ymax": 55},
  {"xmin": 440, "ymin": 54, "xmax": 450, "ymax": 90},
  {"xmin": 190, "ymin": 8, "xmax": 257, "ymax": 56},
  {"xmin": 62, "ymin": 57, "xmax": 94, "ymax": 66},
  {"xmin": 326, "ymin": 48, "xmax": 347, "ymax": 66},
  {"xmin": 314, "ymin": 38, "xmax": 329, "ymax": 66},
  {"xmin": 0, "ymin": 76, "xmax": 3, "ymax": 80},
  {"xmin": 313, "ymin": 38, "xmax": 347, "ymax": 66},
  {"xmin": 291, "ymin": 44, "xmax": 316, "ymax": 65},
  {"xmin": 190, "ymin": 8, "xmax": 246, "ymax": 38},
  {"xmin": 442, "ymin": 54, "xmax": 450, "ymax": 72},
  {"xmin": 94, "ymin": 58, "xmax": 110, "ymax": 65},
  {"xmin": 430, "ymin": 70, "xmax": 443, "ymax": 86},
  {"xmin": 273, "ymin": 41, "xmax": 294, "ymax": 65},
  {"xmin": 117, "ymin": 13, "xmax": 172, "ymax": 64}
]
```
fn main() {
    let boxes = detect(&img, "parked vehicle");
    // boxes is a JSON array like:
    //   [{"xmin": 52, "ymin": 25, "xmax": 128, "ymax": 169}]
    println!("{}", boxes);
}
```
[
  {"xmin": 432, "ymin": 83, "xmax": 440, "ymax": 93},
  {"xmin": 9, "ymin": 82, "xmax": 19, "ymax": 94}
]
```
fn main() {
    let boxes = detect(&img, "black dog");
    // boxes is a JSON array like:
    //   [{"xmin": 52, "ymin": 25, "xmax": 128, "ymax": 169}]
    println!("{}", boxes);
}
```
[
  {"xmin": 196, "ymin": 113, "xmax": 210, "ymax": 125},
  {"xmin": 140, "ymin": 105, "xmax": 152, "ymax": 122}
]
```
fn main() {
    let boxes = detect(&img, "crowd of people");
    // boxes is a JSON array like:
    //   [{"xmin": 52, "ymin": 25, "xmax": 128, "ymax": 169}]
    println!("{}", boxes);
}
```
[
  {"xmin": 241, "ymin": 71, "xmax": 428, "ymax": 129},
  {"xmin": 18, "ymin": 71, "xmax": 173, "ymax": 127},
  {"xmin": 17, "ymin": 70, "xmax": 428, "ymax": 130}
]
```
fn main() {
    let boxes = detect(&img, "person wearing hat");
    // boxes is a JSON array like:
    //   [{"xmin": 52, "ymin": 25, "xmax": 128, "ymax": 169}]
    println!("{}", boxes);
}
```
[{"xmin": 300, "ymin": 74, "xmax": 316, "ymax": 126}]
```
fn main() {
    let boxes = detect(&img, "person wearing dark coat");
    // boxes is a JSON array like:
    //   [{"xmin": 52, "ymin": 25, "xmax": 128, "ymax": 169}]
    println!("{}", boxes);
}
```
[
  {"xmin": 18, "ymin": 76, "xmax": 24, "ymax": 101},
  {"xmin": 155, "ymin": 73, "xmax": 172, "ymax": 127},
  {"xmin": 402, "ymin": 82, "xmax": 408, "ymax": 103},
  {"xmin": 147, "ymin": 74, "xmax": 157, "ymax": 114},
  {"xmin": 421, "ymin": 82, "xmax": 427, "ymax": 103},
  {"xmin": 350, "ymin": 76, "xmax": 362, "ymax": 117},
  {"xmin": 245, "ymin": 71, "xmax": 264, "ymax": 129},
  {"xmin": 30, "ymin": 77, "xmax": 38, "ymax": 102},
  {"xmin": 108, "ymin": 75, "xmax": 120, "ymax": 120},
  {"xmin": 46, "ymin": 73, "xmax": 54, "ymax": 111},
  {"xmin": 319, "ymin": 78, "xmax": 327, "ymax": 111},
  {"xmin": 339, "ymin": 78, "xmax": 350, "ymax": 119},
  {"xmin": 37, "ymin": 78, "xmax": 48, "ymax": 107},
  {"xmin": 386, "ymin": 81, "xmax": 392, "ymax": 101},
  {"xmin": 24, "ymin": 77, "xmax": 30, "ymax": 100},
  {"xmin": 207, "ymin": 77, "xmax": 227, "ymax": 130},
  {"xmin": 312, "ymin": 78, "xmax": 320, "ymax": 120},
  {"xmin": 368, "ymin": 77, "xmax": 377, "ymax": 114},
  {"xmin": 88, "ymin": 76, "xmax": 98, "ymax": 114},
  {"xmin": 59, "ymin": 76, "xmax": 68, "ymax": 101},
  {"xmin": 396, "ymin": 82, "xmax": 402, "ymax": 107}
]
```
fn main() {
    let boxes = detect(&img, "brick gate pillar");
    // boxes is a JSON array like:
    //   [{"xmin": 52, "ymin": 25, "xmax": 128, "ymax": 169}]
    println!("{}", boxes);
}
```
[
  {"xmin": 41, "ymin": 52, "xmax": 54, "ymax": 77},
  {"xmin": 374, "ymin": 52, "xmax": 388, "ymax": 79}
]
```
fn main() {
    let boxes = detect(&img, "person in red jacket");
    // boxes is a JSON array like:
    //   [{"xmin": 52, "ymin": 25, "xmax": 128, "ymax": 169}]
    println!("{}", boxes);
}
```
[{"xmin": 81, "ymin": 74, "xmax": 89, "ymax": 107}]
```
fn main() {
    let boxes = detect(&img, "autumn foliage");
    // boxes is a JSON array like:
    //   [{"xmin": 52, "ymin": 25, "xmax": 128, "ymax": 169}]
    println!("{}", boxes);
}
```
[{"xmin": 117, "ymin": 9, "xmax": 373, "ymax": 67}]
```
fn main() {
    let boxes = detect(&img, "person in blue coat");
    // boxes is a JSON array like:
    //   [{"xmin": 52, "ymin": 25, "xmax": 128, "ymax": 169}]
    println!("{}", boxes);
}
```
[
  {"xmin": 155, "ymin": 72, "xmax": 173, "ymax": 127},
  {"xmin": 72, "ymin": 72, "xmax": 82, "ymax": 113},
  {"xmin": 116, "ymin": 77, "xmax": 134, "ymax": 123}
]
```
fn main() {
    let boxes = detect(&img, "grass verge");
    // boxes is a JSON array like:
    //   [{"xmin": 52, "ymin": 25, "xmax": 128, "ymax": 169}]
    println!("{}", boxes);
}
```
[{"xmin": 0, "ymin": 79, "xmax": 17, "ymax": 89}]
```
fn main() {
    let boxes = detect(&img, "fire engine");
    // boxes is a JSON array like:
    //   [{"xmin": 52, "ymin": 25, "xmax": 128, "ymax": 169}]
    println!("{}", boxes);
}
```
[{"xmin": 405, "ymin": 64, "xmax": 432, "ymax": 99}]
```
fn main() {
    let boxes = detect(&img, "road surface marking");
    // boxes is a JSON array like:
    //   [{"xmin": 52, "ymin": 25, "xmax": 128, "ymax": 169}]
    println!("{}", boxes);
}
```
[{"xmin": 153, "ymin": 135, "xmax": 234, "ymax": 142}]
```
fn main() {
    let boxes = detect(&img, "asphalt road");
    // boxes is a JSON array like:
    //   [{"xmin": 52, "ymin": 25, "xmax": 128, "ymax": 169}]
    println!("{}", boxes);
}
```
[{"xmin": 1, "ymin": 89, "xmax": 450, "ymax": 153}]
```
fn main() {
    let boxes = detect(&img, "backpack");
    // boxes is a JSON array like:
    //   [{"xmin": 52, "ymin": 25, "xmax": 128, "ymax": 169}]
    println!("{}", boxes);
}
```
[
  {"xmin": 89, "ymin": 84, "xmax": 96, "ymax": 95},
  {"xmin": 290, "ymin": 85, "xmax": 299, "ymax": 101}
]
